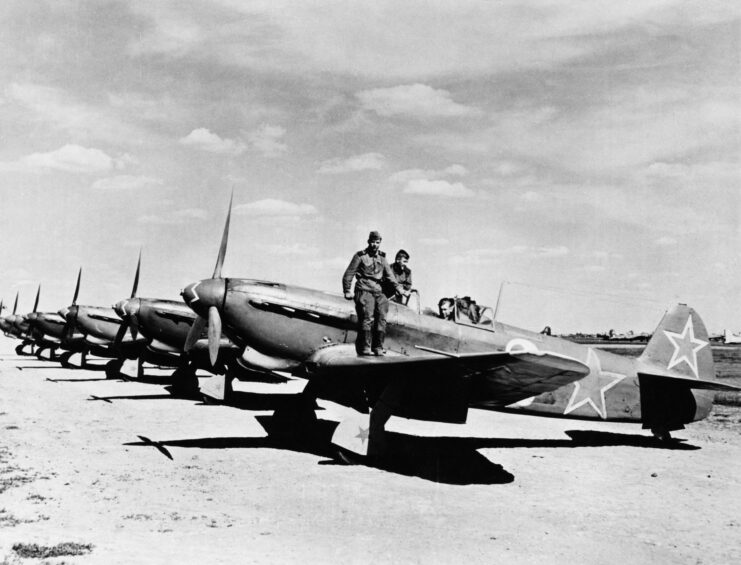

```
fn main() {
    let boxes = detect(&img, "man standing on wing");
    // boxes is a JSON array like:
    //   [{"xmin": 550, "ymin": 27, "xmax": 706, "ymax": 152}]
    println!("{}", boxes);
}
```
[{"xmin": 342, "ymin": 231, "xmax": 408, "ymax": 356}]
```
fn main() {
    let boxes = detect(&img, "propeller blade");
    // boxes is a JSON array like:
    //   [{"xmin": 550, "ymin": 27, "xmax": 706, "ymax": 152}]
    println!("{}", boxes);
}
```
[
  {"xmin": 212, "ymin": 191, "xmax": 233, "ymax": 279},
  {"xmin": 130, "ymin": 316, "xmax": 139, "ymax": 340},
  {"xmin": 72, "ymin": 268, "xmax": 82, "ymax": 305},
  {"xmin": 12, "ymin": 292, "xmax": 19, "ymax": 315},
  {"xmin": 114, "ymin": 320, "xmax": 129, "ymax": 346},
  {"xmin": 67, "ymin": 308, "xmax": 77, "ymax": 340},
  {"xmin": 32, "ymin": 285, "xmax": 41, "ymax": 313},
  {"xmin": 131, "ymin": 250, "xmax": 141, "ymax": 299},
  {"xmin": 207, "ymin": 306, "xmax": 221, "ymax": 366},
  {"xmin": 184, "ymin": 315, "xmax": 206, "ymax": 353}
]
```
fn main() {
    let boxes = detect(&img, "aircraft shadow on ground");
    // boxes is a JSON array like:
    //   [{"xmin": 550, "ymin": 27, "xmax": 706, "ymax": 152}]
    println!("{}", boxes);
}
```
[
  {"xmin": 87, "ymin": 394, "xmax": 175, "ymax": 402},
  {"xmin": 124, "ymin": 414, "xmax": 516, "ymax": 486}
]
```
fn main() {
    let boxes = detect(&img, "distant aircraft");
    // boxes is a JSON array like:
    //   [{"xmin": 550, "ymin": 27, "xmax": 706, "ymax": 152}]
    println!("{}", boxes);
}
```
[
  {"xmin": 723, "ymin": 330, "xmax": 741, "ymax": 345},
  {"xmin": 0, "ymin": 293, "xmax": 20, "ymax": 338},
  {"xmin": 58, "ymin": 267, "xmax": 145, "ymax": 369},
  {"xmin": 179, "ymin": 198, "xmax": 739, "ymax": 462}
]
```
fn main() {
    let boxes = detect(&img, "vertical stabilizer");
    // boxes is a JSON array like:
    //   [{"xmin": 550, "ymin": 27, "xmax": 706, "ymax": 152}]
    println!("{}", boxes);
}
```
[
  {"xmin": 639, "ymin": 304, "xmax": 714, "ymax": 381},
  {"xmin": 638, "ymin": 304, "xmax": 716, "ymax": 434}
]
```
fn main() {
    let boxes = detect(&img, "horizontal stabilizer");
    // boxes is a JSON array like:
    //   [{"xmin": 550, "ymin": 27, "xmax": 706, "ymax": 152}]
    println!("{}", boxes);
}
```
[{"xmin": 638, "ymin": 371, "xmax": 741, "ymax": 392}]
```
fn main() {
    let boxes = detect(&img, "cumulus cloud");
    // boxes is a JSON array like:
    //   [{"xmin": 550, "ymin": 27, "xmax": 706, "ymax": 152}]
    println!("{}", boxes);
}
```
[
  {"xmin": 5, "ymin": 82, "xmax": 147, "ymax": 143},
  {"xmin": 246, "ymin": 124, "xmax": 287, "ymax": 157},
  {"xmin": 0, "ymin": 144, "xmax": 114, "ymax": 174},
  {"xmin": 91, "ymin": 175, "xmax": 164, "ymax": 191},
  {"xmin": 234, "ymin": 199, "xmax": 317, "ymax": 218},
  {"xmin": 179, "ymin": 128, "xmax": 246, "ymax": 155},
  {"xmin": 356, "ymin": 84, "xmax": 476, "ymax": 118},
  {"xmin": 138, "ymin": 208, "xmax": 207, "ymax": 225},
  {"xmin": 452, "ymin": 245, "xmax": 570, "ymax": 265},
  {"xmin": 403, "ymin": 179, "xmax": 474, "ymax": 197},
  {"xmin": 389, "ymin": 164, "xmax": 474, "ymax": 197},
  {"xmin": 317, "ymin": 152, "xmax": 385, "ymax": 174}
]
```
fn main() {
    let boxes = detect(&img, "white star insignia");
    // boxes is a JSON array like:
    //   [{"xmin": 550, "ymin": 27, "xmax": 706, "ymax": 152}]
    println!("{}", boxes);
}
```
[
  {"xmin": 355, "ymin": 426, "xmax": 369, "ymax": 446},
  {"xmin": 663, "ymin": 316, "xmax": 708, "ymax": 379},
  {"xmin": 564, "ymin": 348, "xmax": 626, "ymax": 419}
]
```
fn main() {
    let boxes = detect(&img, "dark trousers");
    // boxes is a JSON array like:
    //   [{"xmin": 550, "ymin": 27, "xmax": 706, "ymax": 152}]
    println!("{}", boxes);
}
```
[{"xmin": 354, "ymin": 289, "xmax": 388, "ymax": 349}]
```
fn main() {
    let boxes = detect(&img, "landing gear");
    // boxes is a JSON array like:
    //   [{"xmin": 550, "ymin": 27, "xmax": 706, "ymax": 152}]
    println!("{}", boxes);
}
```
[
  {"xmin": 331, "ymin": 379, "xmax": 403, "ymax": 463},
  {"xmin": 268, "ymin": 381, "xmax": 320, "ymax": 443},
  {"xmin": 105, "ymin": 359, "xmax": 124, "ymax": 380},
  {"xmin": 169, "ymin": 364, "xmax": 201, "ymax": 399},
  {"xmin": 651, "ymin": 428, "xmax": 673, "ymax": 443},
  {"xmin": 58, "ymin": 351, "xmax": 73, "ymax": 368}
]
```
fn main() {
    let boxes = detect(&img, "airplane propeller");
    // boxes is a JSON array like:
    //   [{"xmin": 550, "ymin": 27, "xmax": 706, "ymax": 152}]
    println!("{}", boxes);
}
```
[
  {"xmin": 32, "ymin": 284, "xmax": 40, "ymax": 314},
  {"xmin": 25, "ymin": 284, "xmax": 41, "ymax": 337},
  {"xmin": 63, "ymin": 268, "xmax": 82, "ymax": 340},
  {"xmin": 183, "ymin": 192, "xmax": 232, "ymax": 366},
  {"xmin": 114, "ymin": 251, "xmax": 142, "ymax": 345}
]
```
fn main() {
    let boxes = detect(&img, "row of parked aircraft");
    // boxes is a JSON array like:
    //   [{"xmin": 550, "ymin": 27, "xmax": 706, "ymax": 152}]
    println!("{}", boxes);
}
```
[{"xmin": 2, "ymin": 196, "xmax": 739, "ymax": 463}]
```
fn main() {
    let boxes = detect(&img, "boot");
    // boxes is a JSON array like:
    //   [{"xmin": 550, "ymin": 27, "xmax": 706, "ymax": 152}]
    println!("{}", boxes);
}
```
[
  {"xmin": 358, "ymin": 330, "xmax": 373, "ymax": 356},
  {"xmin": 372, "ymin": 331, "xmax": 386, "ymax": 356}
]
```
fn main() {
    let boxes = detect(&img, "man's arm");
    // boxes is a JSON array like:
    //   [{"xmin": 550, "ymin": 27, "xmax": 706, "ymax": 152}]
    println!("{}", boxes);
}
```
[
  {"xmin": 342, "ymin": 253, "xmax": 361, "ymax": 298},
  {"xmin": 382, "ymin": 260, "xmax": 408, "ymax": 296}
]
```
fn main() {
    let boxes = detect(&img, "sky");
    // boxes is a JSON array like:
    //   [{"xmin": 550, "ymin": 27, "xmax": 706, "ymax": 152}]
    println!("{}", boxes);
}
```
[{"xmin": 0, "ymin": 0, "xmax": 739, "ymax": 334}]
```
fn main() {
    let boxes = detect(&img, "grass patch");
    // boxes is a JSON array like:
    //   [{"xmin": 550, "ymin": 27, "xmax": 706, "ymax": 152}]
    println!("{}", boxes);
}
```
[
  {"xmin": 12, "ymin": 543, "xmax": 93, "ymax": 559},
  {"xmin": 0, "ymin": 508, "xmax": 28, "ymax": 527}
]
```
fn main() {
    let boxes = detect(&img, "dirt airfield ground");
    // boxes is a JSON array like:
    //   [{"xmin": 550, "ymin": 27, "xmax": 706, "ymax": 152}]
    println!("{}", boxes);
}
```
[{"xmin": 1, "ymin": 340, "xmax": 740, "ymax": 565}]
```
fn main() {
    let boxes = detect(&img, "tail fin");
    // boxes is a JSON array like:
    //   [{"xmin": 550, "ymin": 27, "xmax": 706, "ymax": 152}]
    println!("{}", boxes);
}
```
[
  {"xmin": 637, "ymin": 304, "xmax": 738, "ymax": 433},
  {"xmin": 639, "ymin": 304, "xmax": 716, "ymax": 384}
]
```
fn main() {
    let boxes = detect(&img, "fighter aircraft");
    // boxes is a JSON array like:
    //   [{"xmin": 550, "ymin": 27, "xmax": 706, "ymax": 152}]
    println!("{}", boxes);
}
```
[
  {"xmin": 0, "ymin": 293, "xmax": 19, "ymax": 337},
  {"xmin": 8, "ymin": 287, "xmax": 42, "ymax": 355},
  {"xmin": 176, "ymin": 198, "xmax": 733, "ymax": 463},
  {"xmin": 112, "ymin": 255, "xmax": 281, "ymax": 397},
  {"xmin": 57, "ymin": 267, "xmax": 145, "ymax": 370}
]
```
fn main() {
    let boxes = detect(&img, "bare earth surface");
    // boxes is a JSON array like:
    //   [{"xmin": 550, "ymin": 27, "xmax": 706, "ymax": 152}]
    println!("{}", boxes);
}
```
[{"xmin": 1, "ymin": 340, "xmax": 740, "ymax": 565}]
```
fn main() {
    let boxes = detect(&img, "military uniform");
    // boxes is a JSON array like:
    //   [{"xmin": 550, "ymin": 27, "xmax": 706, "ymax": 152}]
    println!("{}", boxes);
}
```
[
  {"xmin": 389, "ymin": 262, "xmax": 412, "ymax": 304},
  {"xmin": 343, "ymin": 246, "xmax": 403, "ymax": 355}
]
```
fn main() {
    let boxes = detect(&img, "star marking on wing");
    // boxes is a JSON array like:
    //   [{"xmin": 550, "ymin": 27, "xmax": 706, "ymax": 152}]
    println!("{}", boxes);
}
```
[
  {"xmin": 564, "ymin": 348, "xmax": 626, "ymax": 419},
  {"xmin": 355, "ymin": 426, "xmax": 369, "ymax": 446},
  {"xmin": 663, "ymin": 316, "xmax": 708, "ymax": 379}
]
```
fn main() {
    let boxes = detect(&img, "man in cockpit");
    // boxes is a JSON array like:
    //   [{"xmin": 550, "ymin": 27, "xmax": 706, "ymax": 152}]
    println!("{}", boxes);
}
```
[{"xmin": 438, "ymin": 298, "xmax": 455, "ymax": 321}]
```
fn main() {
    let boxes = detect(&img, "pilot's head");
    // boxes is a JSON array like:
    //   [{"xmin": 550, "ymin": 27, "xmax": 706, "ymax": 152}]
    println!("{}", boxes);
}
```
[
  {"xmin": 367, "ymin": 230, "xmax": 382, "ymax": 253},
  {"xmin": 438, "ymin": 298, "xmax": 454, "ymax": 320},
  {"xmin": 394, "ymin": 249, "xmax": 409, "ymax": 267}
]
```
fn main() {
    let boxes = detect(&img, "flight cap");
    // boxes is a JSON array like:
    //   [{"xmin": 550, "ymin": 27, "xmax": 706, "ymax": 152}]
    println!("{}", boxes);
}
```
[{"xmin": 368, "ymin": 230, "xmax": 382, "ymax": 242}]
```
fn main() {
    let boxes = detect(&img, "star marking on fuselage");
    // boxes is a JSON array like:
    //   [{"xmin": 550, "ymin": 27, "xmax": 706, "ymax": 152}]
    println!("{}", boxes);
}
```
[
  {"xmin": 355, "ymin": 426, "xmax": 369, "ymax": 446},
  {"xmin": 663, "ymin": 316, "xmax": 707, "ymax": 379},
  {"xmin": 564, "ymin": 348, "xmax": 626, "ymax": 419}
]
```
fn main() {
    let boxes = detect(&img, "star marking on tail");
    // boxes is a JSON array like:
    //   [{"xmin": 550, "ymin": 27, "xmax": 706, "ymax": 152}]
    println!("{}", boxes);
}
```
[
  {"xmin": 663, "ymin": 316, "xmax": 707, "ymax": 379},
  {"xmin": 564, "ymin": 348, "xmax": 626, "ymax": 419}
]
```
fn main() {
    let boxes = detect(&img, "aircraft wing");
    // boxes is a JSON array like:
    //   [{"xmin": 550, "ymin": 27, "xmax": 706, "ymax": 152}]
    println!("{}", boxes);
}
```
[{"xmin": 306, "ymin": 344, "xmax": 589, "ymax": 404}]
